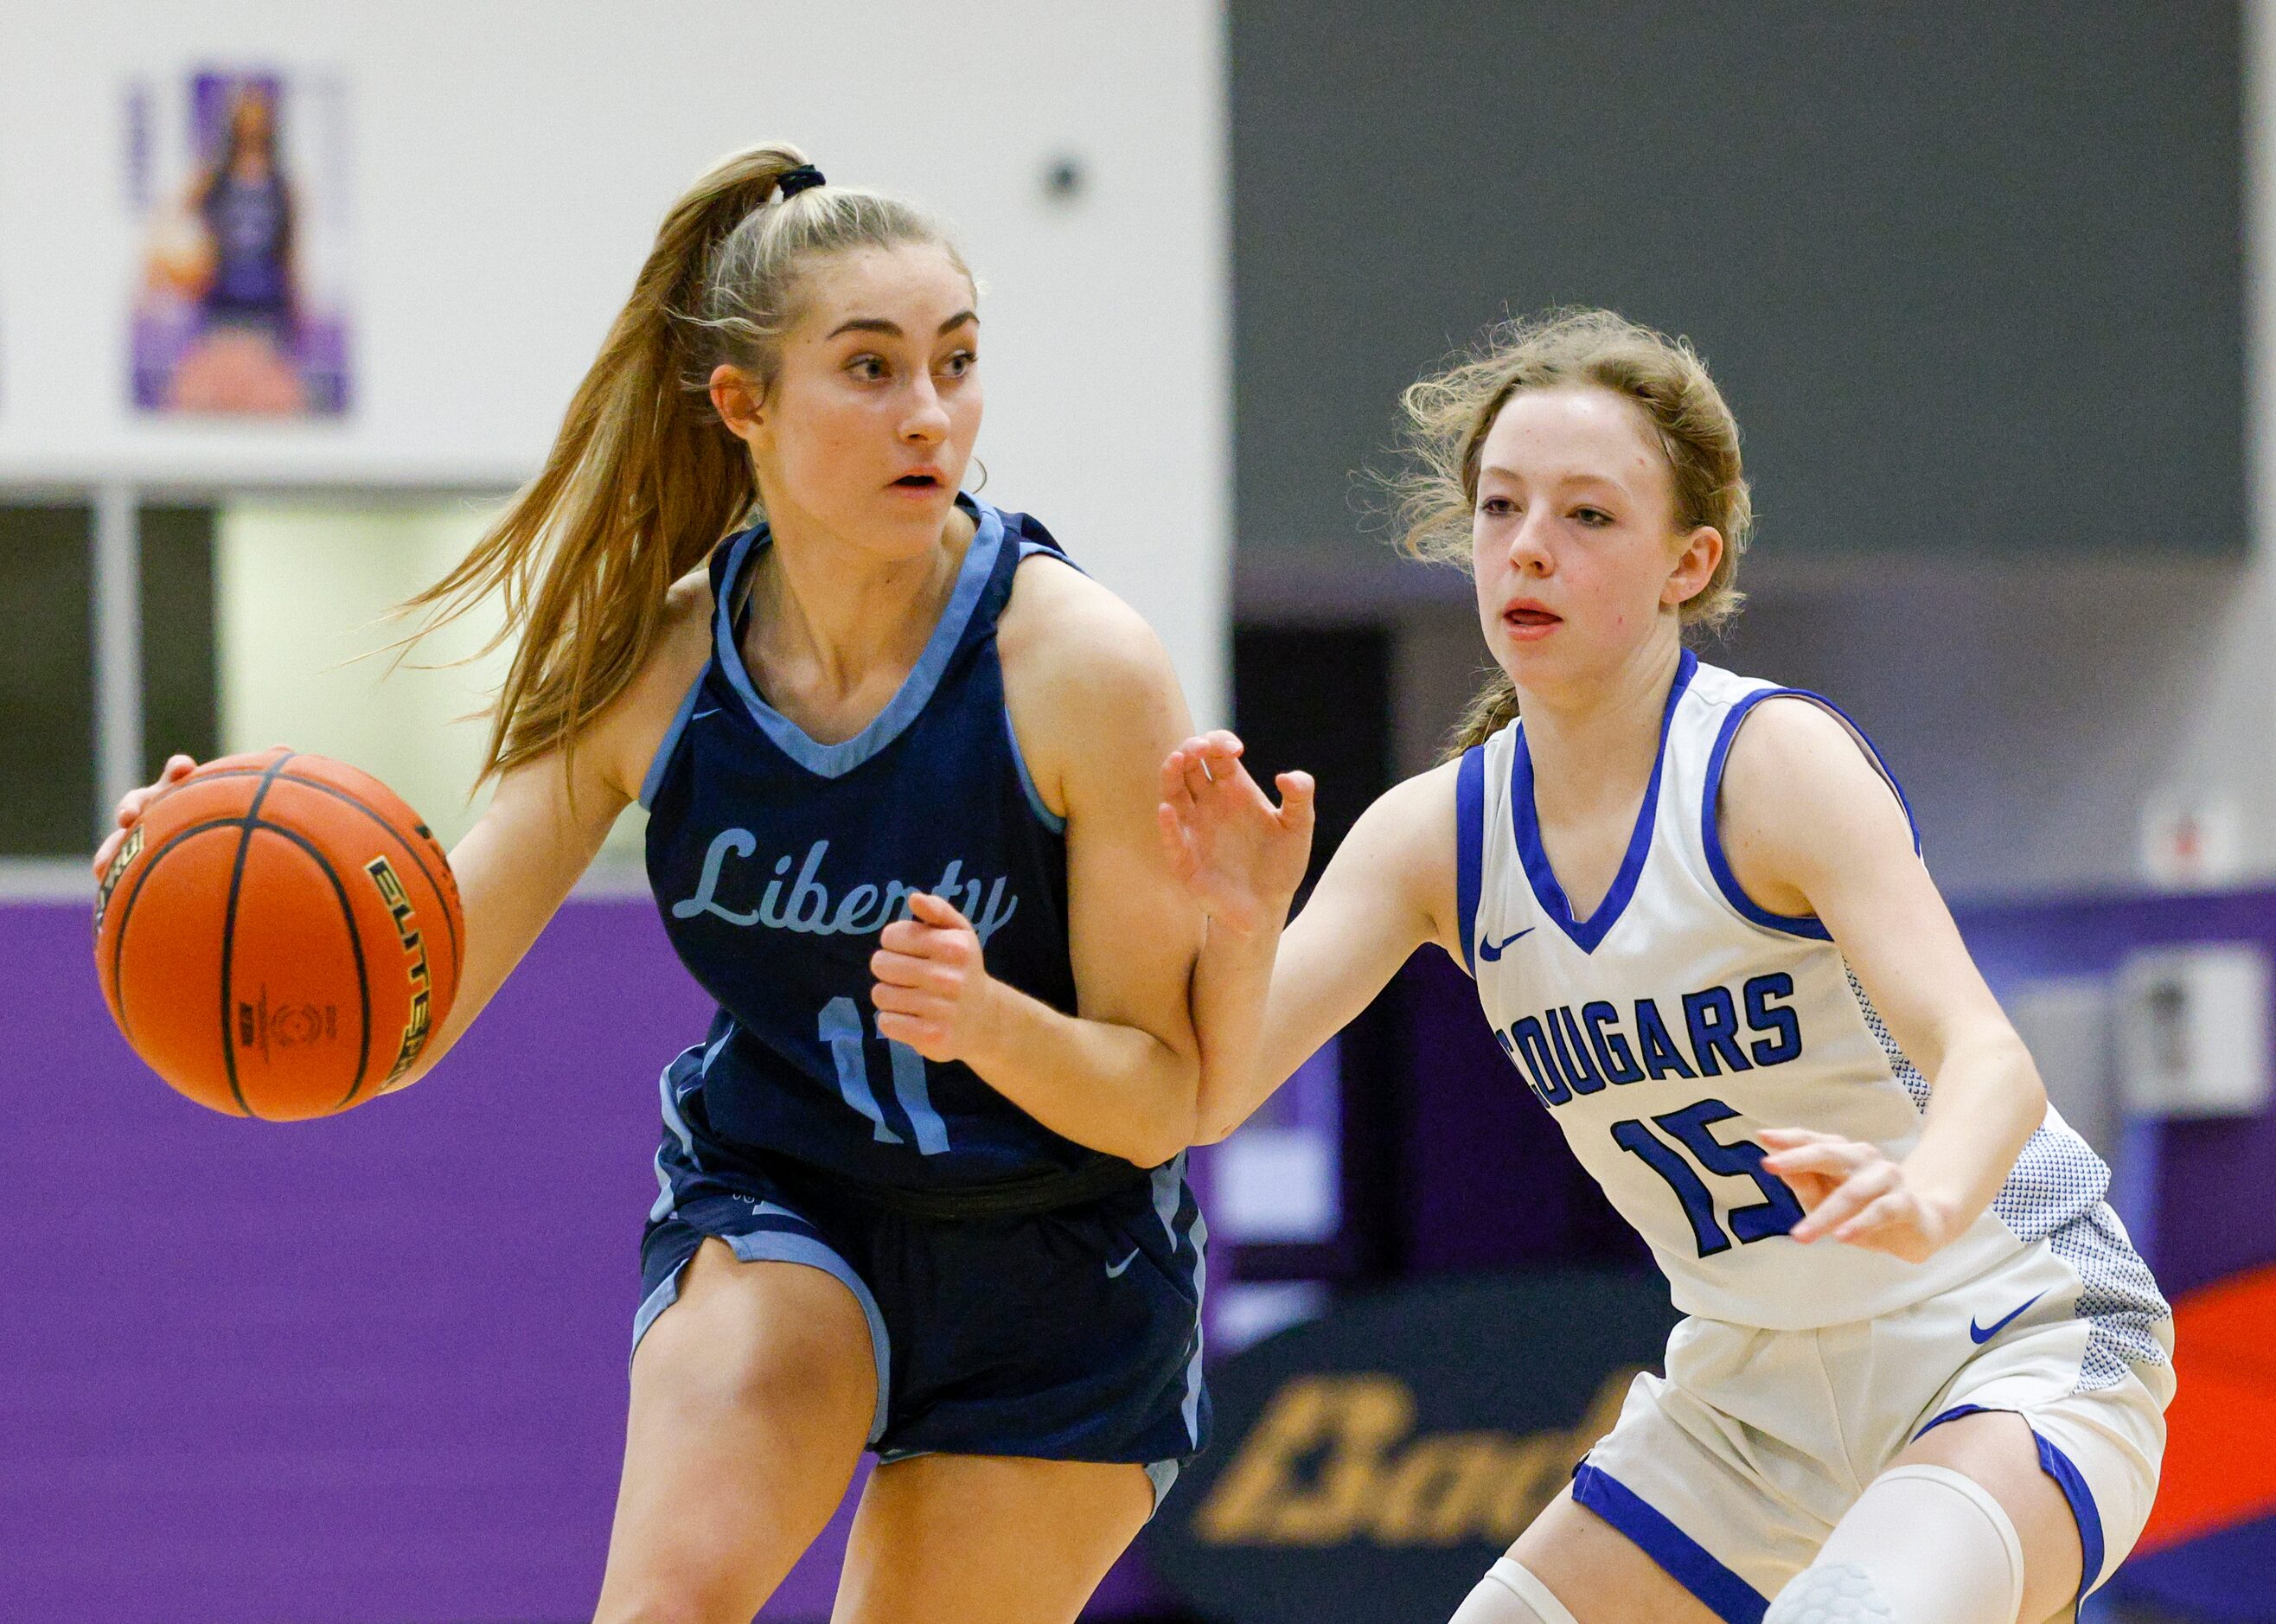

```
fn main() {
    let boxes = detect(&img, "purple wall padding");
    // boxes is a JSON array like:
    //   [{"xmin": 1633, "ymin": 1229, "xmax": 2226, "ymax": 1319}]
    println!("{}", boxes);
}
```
[
  {"xmin": 0, "ymin": 898, "xmax": 1164, "ymax": 1621},
  {"xmin": 1399, "ymin": 951, "xmax": 1651, "ymax": 1277},
  {"xmin": 1955, "ymin": 886, "xmax": 2276, "ymax": 1300}
]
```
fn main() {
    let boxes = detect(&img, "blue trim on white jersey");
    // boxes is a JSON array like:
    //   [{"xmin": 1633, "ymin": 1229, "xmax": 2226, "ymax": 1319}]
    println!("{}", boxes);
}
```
[
  {"xmin": 1699, "ymin": 687, "xmax": 1921, "ymax": 940},
  {"xmin": 639, "ymin": 666, "xmax": 710, "ymax": 811},
  {"xmin": 1455, "ymin": 745, "xmax": 1486, "ymax": 975},
  {"xmin": 710, "ymin": 498, "xmax": 1007, "ymax": 780},
  {"xmin": 2035, "ymin": 1430, "xmax": 2106, "ymax": 1596},
  {"xmin": 1572, "ymin": 1460, "xmax": 1767, "ymax": 1622},
  {"xmin": 1916, "ymin": 1404, "xmax": 2107, "ymax": 1600},
  {"xmin": 1510, "ymin": 649, "xmax": 1697, "ymax": 955}
]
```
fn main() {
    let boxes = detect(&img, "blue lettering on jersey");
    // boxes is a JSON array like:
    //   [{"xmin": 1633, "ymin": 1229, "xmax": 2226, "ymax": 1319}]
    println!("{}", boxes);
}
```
[
  {"xmin": 1743, "ymin": 973, "xmax": 1802, "ymax": 1066},
  {"xmin": 672, "ymin": 832, "xmax": 1020, "ymax": 946},
  {"xmin": 1549, "ymin": 1006, "xmax": 1606, "ymax": 1095},
  {"xmin": 1582, "ymin": 1001, "xmax": 1646, "ymax": 1084},
  {"xmin": 1633, "ymin": 998, "xmax": 1698, "ymax": 1081},
  {"xmin": 1682, "ymin": 987, "xmax": 1755, "ymax": 1077},
  {"xmin": 1510, "ymin": 1015, "xmax": 1571, "ymax": 1105},
  {"xmin": 1497, "ymin": 979, "xmax": 1806, "ymax": 1109}
]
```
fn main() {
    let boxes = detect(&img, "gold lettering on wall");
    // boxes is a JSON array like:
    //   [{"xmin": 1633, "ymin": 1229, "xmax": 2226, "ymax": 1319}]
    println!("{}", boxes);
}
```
[{"xmin": 1195, "ymin": 1367, "xmax": 1638, "ymax": 1549}]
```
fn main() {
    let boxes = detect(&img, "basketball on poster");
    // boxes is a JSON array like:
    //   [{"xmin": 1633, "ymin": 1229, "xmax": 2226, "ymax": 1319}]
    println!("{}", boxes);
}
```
[{"xmin": 126, "ymin": 67, "xmax": 350, "ymax": 418}]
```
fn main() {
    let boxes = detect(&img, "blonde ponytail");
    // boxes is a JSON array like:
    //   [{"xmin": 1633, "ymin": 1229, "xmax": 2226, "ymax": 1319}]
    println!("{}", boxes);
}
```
[{"xmin": 405, "ymin": 144, "xmax": 963, "ymax": 782}]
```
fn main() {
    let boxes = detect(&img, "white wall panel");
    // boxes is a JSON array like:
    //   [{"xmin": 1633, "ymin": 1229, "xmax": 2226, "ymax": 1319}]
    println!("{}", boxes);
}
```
[{"xmin": 2, "ymin": 1, "xmax": 1230, "ymax": 721}]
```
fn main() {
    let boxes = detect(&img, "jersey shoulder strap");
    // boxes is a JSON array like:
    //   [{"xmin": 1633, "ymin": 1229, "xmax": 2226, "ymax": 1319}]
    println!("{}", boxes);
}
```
[{"xmin": 1000, "ymin": 506, "xmax": 1072, "ymax": 562}]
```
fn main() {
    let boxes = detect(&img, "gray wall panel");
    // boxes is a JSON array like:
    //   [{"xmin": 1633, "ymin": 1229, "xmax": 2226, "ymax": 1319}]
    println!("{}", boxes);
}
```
[{"xmin": 1233, "ymin": 2, "xmax": 2244, "ymax": 564}]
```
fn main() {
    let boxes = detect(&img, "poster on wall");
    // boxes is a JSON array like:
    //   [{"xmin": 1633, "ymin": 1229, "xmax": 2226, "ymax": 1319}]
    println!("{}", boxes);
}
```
[{"xmin": 126, "ymin": 68, "xmax": 350, "ymax": 418}]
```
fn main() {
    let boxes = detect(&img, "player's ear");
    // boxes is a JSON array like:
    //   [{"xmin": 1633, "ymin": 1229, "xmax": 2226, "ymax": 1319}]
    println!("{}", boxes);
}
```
[
  {"xmin": 710, "ymin": 364, "xmax": 764, "ymax": 443},
  {"xmin": 1664, "ymin": 525, "xmax": 1723, "ymax": 609}
]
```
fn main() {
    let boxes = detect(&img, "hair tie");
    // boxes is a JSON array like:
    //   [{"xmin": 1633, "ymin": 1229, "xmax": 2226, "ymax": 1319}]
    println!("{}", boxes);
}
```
[{"xmin": 777, "ymin": 164, "xmax": 827, "ymax": 200}]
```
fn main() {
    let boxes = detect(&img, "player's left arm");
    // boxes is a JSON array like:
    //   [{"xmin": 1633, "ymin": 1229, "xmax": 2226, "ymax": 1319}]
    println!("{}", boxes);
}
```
[
  {"xmin": 1719, "ymin": 698, "xmax": 2047, "ymax": 1263},
  {"xmin": 866, "ymin": 555, "xmax": 1205, "ymax": 1167}
]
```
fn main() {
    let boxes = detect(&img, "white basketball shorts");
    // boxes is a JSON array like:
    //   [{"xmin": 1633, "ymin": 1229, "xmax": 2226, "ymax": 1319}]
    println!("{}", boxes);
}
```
[{"xmin": 1571, "ymin": 1239, "xmax": 2173, "ymax": 1621}]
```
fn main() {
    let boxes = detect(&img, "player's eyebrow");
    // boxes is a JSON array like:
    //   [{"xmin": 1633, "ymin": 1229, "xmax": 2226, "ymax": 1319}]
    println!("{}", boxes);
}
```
[
  {"xmin": 1478, "ymin": 464, "xmax": 1630, "ymax": 496},
  {"xmin": 826, "ymin": 310, "xmax": 979, "ymax": 340}
]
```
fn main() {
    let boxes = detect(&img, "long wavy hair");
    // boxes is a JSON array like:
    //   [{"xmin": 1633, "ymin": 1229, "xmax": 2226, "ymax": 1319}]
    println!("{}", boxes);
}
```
[{"xmin": 1384, "ymin": 308, "xmax": 1755, "ymax": 757}]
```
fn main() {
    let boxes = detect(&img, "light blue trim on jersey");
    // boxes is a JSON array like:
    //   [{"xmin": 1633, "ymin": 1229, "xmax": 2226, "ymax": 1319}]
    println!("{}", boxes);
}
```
[
  {"xmin": 719, "ymin": 1228, "xmax": 892, "ymax": 1446},
  {"xmin": 652, "ymin": 1048, "xmax": 700, "ymax": 1219},
  {"xmin": 1016, "ymin": 537, "xmax": 1088, "ymax": 573},
  {"xmin": 1001, "ymin": 539, "xmax": 1076, "ymax": 832},
  {"xmin": 1510, "ymin": 649, "xmax": 1697, "ymax": 955},
  {"xmin": 1180, "ymin": 1202, "xmax": 1211, "ymax": 1446},
  {"xmin": 1698, "ymin": 686, "xmax": 1920, "ymax": 940},
  {"xmin": 1151, "ymin": 1153, "xmax": 1185, "ymax": 1243},
  {"xmin": 710, "ymin": 498, "xmax": 1007, "ymax": 780},
  {"xmin": 1571, "ymin": 1461, "xmax": 1767, "ymax": 1623},
  {"xmin": 1455, "ymin": 745, "xmax": 1485, "ymax": 975},
  {"xmin": 1005, "ymin": 706, "xmax": 1067, "ymax": 834},
  {"xmin": 638, "ymin": 663, "xmax": 710, "ymax": 811},
  {"xmin": 631, "ymin": 1224, "xmax": 892, "ymax": 1447},
  {"xmin": 659, "ymin": 1045, "xmax": 703, "ymax": 1154},
  {"xmin": 1152, "ymin": 1154, "xmax": 1209, "ymax": 1452}
]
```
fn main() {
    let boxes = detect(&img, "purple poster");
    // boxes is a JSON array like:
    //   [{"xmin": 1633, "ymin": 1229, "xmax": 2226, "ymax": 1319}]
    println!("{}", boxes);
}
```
[{"xmin": 127, "ymin": 68, "xmax": 350, "ymax": 417}]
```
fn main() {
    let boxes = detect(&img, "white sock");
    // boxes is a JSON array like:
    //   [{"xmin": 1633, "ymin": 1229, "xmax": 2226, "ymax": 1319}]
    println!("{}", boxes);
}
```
[
  {"xmin": 1767, "ymin": 1464, "xmax": 2027, "ymax": 1624},
  {"xmin": 1447, "ymin": 1557, "xmax": 1582, "ymax": 1624}
]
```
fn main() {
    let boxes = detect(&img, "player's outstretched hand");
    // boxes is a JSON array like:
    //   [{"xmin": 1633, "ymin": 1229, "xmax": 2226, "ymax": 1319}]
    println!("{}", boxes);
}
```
[
  {"xmin": 1156, "ymin": 730, "xmax": 1315, "ymax": 938},
  {"xmin": 871, "ymin": 892, "xmax": 1000, "ymax": 1064},
  {"xmin": 1760, "ymin": 1128, "xmax": 1960, "ymax": 1264},
  {"xmin": 91, "ymin": 754, "xmax": 199, "ymax": 882}
]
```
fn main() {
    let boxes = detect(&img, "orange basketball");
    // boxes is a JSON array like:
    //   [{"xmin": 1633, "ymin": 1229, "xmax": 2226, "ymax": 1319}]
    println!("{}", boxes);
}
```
[{"xmin": 93, "ymin": 748, "xmax": 464, "ymax": 1120}]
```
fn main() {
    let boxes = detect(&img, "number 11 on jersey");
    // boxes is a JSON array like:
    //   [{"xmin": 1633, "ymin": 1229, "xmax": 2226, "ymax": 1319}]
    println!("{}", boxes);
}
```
[{"xmin": 820, "ymin": 995, "xmax": 951, "ymax": 1155}]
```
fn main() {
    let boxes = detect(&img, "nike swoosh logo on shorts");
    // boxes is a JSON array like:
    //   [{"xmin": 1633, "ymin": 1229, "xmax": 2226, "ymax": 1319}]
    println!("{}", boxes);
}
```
[
  {"xmin": 1105, "ymin": 1247, "xmax": 1141, "ymax": 1279},
  {"xmin": 1478, "ymin": 927, "xmax": 1535, "ymax": 962},
  {"xmin": 1969, "ymin": 1291, "xmax": 2045, "ymax": 1345}
]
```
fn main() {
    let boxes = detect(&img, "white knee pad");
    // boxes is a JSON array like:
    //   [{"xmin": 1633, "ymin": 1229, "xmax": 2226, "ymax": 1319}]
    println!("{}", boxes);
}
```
[
  {"xmin": 1447, "ymin": 1557, "xmax": 1581, "ymax": 1624},
  {"xmin": 1767, "ymin": 1465, "xmax": 2026, "ymax": 1624}
]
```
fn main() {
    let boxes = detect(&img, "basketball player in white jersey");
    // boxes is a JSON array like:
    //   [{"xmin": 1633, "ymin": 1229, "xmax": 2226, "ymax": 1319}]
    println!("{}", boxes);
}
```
[{"xmin": 1155, "ymin": 310, "xmax": 2171, "ymax": 1623}]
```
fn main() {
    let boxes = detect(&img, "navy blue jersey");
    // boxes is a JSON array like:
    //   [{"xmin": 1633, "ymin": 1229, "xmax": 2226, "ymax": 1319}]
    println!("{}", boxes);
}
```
[{"xmin": 643, "ymin": 496, "xmax": 1124, "ymax": 1195}]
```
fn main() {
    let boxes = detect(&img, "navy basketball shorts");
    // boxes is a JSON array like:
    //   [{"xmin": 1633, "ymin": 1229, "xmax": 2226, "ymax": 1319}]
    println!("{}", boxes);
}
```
[{"xmin": 636, "ymin": 1113, "xmax": 1210, "ymax": 1508}]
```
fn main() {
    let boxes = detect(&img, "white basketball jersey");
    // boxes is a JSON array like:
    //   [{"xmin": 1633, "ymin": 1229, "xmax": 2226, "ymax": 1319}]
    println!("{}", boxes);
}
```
[{"xmin": 1461, "ymin": 652, "xmax": 2165, "ymax": 1346}]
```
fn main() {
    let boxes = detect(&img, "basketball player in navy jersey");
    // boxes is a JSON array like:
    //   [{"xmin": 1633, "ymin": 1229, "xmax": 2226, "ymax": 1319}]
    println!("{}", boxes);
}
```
[{"xmin": 98, "ymin": 145, "xmax": 1210, "ymax": 1623}]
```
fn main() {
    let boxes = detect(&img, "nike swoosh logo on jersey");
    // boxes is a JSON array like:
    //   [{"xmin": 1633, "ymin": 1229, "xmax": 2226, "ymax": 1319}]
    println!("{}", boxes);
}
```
[
  {"xmin": 1478, "ymin": 927, "xmax": 1535, "ymax": 962},
  {"xmin": 1105, "ymin": 1247, "xmax": 1141, "ymax": 1279},
  {"xmin": 1969, "ymin": 1291, "xmax": 2045, "ymax": 1345},
  {"xmin": 691, "ymin": 708, "xmax": 720, "ymax": 721}
]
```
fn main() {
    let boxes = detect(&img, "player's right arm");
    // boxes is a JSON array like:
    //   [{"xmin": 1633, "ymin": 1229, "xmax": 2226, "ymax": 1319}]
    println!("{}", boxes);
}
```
[
  {"xmin": 1160, "ymin": 734, "xmax": 1461, "ymax": 1142},
  {"xmin": 90, "ymin": 568, "xmax": 717, "ymax": 1090}
]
